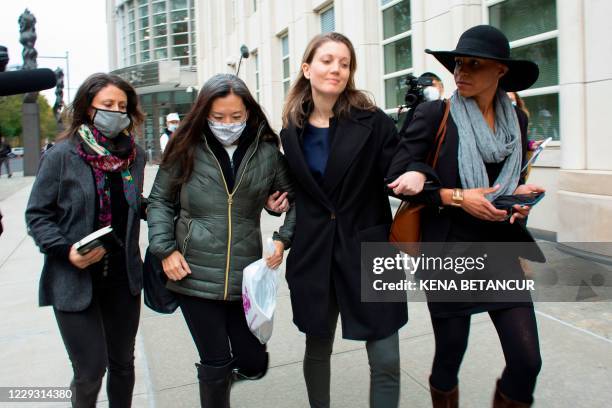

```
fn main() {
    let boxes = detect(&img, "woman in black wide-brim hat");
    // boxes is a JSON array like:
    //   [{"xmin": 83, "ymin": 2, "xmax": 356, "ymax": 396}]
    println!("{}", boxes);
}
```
[{"xmin": 387, "ymin": 25, "xmax": 545, "ymax": 407}]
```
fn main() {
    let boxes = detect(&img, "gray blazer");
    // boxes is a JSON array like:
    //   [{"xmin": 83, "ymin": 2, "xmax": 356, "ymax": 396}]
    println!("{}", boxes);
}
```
[{"xmin": 25, "ymin": 138, "xmax": 146, "ymax": 312}]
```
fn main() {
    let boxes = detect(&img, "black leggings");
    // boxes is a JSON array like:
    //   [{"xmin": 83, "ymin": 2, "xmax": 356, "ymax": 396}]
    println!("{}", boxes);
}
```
[
  {"xmin": 177, "ymin": 293, "xmax": 267, "ymax": 376},
  {"xmin": 54, "ymin": 283, "xmax": 141, "ymax": 408},
  {"xmin": 430, "ymin": 306, "xmax": 542, "ymax": 403}
]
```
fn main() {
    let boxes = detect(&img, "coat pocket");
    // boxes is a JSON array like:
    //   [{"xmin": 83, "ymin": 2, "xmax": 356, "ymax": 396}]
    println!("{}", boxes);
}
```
[{"xmin": 356, "ymin": 223, "xmax": 391, "ymax": 243}]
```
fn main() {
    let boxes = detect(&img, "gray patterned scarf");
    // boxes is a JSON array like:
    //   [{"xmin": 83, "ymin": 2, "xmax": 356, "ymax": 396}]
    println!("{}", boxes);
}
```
[{"xmin": 450, "ymin": 88, "xmax": 521, "ymax": 200}]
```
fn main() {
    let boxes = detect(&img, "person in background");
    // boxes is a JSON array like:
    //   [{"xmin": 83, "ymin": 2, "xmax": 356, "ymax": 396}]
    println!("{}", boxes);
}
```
[
  {"xmin": 160, "ymin": 112, "xmax": 180, "ymax": 154},
  {"xmin": 0, "ymin": 134, "xmax": 12, "ymax": 178},
  {"xmin": 25, "ymin": 73, "xmax": 147, "ymax": 407},
  {"xmin": 421, "ymin": 71, "xmax": 445, "ymax": 101}
]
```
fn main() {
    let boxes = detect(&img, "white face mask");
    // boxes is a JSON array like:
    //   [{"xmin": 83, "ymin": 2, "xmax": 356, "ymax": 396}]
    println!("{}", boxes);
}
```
[
  {"xmin": 423, "ymin": 86, "xmax": 441, "ymax": 102},
  {"xmin": 168, "ymin": 123, "xmax": 178, "ymax": 132},
  {"xmin": 207, "ymin": 120, "xmax": 247, "ymax": 146}
]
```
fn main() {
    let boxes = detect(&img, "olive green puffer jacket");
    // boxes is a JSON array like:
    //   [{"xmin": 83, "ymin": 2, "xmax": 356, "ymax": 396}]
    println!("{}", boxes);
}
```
[{"xmin": 147, "ymin": 127, "xmax": 295, "ymax": 301}]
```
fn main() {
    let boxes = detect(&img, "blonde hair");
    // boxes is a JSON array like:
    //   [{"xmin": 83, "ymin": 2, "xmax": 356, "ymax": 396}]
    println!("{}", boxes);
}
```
[{"xmin": 282, "ymin": 32, "xmax": 375, "ymax": 128}]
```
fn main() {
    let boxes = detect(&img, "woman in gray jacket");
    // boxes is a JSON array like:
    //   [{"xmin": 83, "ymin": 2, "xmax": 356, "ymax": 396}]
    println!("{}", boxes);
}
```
[
  {"xmin": 25, "ymin": 73, "xmax": 147, "ymax": 407},
  {"xmin": 147, "ymin": 74, "xmax": 295, "ymax": 407}
]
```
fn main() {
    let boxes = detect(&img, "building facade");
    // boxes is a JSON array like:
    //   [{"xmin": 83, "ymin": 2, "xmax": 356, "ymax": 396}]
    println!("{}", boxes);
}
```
[
  {"xmin": 106, "ymin": 0, "xmax": 199, "ymax": 159},
  {"xmin": 193, "ymin": 0, "xmax": 612, "ymax": 257}
]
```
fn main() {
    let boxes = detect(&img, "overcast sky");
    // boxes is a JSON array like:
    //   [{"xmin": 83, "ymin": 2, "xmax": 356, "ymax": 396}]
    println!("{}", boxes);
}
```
[{"xmin": 0, "ymin": 0, "xmax": 109, "ymax": 104}]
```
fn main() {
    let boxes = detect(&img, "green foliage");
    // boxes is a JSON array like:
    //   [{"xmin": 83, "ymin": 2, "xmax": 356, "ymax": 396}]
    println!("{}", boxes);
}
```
[{"xmin": 0, "ymin": 94, "xmax": 59, "ymax": 146}]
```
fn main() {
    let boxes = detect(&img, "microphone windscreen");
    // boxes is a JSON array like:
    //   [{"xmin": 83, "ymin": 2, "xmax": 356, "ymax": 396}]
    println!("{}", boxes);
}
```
[
  {"xmin": 0, "ymin": 68, "xmax": 57, "ymax": 96},
  {"xmin": 240, "ymin": 45, "xmax": 250, "ymax": 59}
]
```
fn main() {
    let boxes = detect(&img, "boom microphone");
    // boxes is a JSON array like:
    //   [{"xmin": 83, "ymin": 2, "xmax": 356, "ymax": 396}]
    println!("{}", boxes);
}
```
[{"xmin": 0, "ymin": 68, "xmax": 57, "ymax": 96}]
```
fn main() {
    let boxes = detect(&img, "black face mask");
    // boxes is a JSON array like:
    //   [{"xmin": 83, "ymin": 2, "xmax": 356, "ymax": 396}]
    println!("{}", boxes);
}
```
[{"xmin": 92, "ymin": 108, "xmax": 131, "ymax": 139}]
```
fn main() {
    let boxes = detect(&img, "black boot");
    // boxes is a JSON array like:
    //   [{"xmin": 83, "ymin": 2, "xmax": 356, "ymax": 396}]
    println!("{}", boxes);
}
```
[
  {"xmin": 195, "ymin": 360, "xmax": 234, "ymax": 408},
  {"xmin": 232, "ymin": 352, "xmax": 269, "ymax": 384}
]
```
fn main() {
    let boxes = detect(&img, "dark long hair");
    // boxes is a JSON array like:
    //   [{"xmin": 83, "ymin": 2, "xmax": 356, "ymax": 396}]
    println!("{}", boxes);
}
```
[
  {"xmin": 57, "ymin": 73, "xmax": 144, "ymax": 141},
  {"xmin": 282, "ymin": 32, "xmax": 375, "ymax": 128},
  {"xmin": 162, "ymin": 73, "xmax": 277, "ymax": 191}
]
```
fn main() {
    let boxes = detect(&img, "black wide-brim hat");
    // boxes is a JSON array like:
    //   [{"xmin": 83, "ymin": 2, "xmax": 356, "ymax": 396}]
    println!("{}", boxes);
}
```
[{"xmin": 425, "ymin": 25, "xmax": 539, "ymax": 92}]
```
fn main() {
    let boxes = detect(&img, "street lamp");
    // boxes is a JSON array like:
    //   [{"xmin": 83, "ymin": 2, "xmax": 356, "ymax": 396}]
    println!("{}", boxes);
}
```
[{"xmin": 39, "ymin": 51, "xmax": 70, "ymax": 101}]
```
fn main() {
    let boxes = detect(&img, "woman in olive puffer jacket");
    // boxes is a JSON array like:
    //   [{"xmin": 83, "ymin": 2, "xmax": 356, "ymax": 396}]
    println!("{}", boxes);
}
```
[{"xmin": 147, "ymin": 74, "xmax": 295, "ymax": 407}]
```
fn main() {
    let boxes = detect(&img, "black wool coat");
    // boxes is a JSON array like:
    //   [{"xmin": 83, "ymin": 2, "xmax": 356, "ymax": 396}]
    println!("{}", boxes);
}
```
[{"xmin": 280, "ymin": 108, "xmax": 408, "ymax": 341}]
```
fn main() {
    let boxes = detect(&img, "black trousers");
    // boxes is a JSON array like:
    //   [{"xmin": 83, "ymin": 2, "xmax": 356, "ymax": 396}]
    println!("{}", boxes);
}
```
[
  {"xmin": 54, "ymin": 281, "xmax": 141, "ymax": 408},
  {"xmin": 177, "ymin": 293, "xmax": 267, "ymax": 376}
]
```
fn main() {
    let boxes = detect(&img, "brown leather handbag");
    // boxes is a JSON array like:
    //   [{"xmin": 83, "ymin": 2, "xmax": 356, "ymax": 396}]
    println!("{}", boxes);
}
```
[{"xmin": 389, "ymin": 100, "xmax": 451, "ymax": 254}]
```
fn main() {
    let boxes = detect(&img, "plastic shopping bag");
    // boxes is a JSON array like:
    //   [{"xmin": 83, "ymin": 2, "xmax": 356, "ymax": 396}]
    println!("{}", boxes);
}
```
[{"xmin": 242, "ymin": 238, "xmax": 280, "ymax": 344}]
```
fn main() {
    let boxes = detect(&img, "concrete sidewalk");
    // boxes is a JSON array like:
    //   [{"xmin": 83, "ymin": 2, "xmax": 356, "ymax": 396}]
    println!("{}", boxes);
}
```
[{"xmin": 0, "ymin": 167, "xmax": 610, "ymax": 407}]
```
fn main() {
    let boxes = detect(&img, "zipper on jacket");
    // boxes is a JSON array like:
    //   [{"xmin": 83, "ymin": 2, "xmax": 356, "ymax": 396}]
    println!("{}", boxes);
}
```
[
  {"xmin": 182, "ymin": 219, "xmax": 193, "ymax": 254},
  {"xmin": 203, "ymin": 123, "xmax": 264, "ymax": 300}
]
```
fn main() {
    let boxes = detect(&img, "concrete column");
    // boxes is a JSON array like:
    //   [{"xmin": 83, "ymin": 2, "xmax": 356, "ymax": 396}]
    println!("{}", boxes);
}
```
[
  {"xmin": 22, "ymin": 102, "xmax": 40, "ymax": 177},
  {"xmin": 558, "ymin": 0, "xmax": 586, "ymax": 170},
  {"xmin": 557, "ymin": 0, "xmax": 612, "ymax": 252}
]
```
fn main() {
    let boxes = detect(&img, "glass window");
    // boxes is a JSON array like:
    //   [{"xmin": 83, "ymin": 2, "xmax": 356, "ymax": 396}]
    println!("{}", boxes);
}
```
[
  {"xmin": 157, "ymin": 91, "xmax": 171, "ymax": 103},
  {"xmin": 254, "ymin": 52, "xmax": 260, "ymax": 101},
  {"xmin": 153, "ymin": 13, "xmax": 167, "ymax": 25},
  {"xmin": 489, "ymin": 0, "xmax": 556, "ymax": 42},
  {"xmin": 281, "ymin": 34, "xmax": 290, "ymax": 97},
  {"xmin": 172, "ymin": 10, "xmax": 188, "ymax": 22},
  {"xmin": 152, "ymin": 1, "xmax": 165, "ymax": 14},
  {"xmin": 129, "ymin": 21, "xmax": 136, "ymax": 32},
  {"xmin": 138, "ymin": 5, "xmax": 148, "ymax": 18},
  {"xmin": 137, "ymin": 0, "xmax": 147, "ymax": 5},
  {"xmin": 281, "ymin": 35, "xmax": 289, "ymax": 57},
  {"xmin": 141, "ymin": 51, "xmax": 150, "ymax": 62},
  {"xmin": 489, "ymin": 0, "xmax": 559, "ymax": 141},
  {"xmin": 154, "ymin": 25, "xmax": 167, "ymax": 36},
  {"xmin": 140, "ymin": 39, "xmax": 150, "ymax": 50},
  {"xmin": 155, "ymin": 48, "xmax": 168, "ymax": 59},
  {"xmin": 139, "ymin": 29, "xmax": 150, "ymax": 40},
  {"xmin": 129, "ymin": 54, "xmax": 136, "ymax": 65},
  {"xmin": 382, "ymin": 0, "xmax": 410, "ymax": 40},
  {"xmin": 253, "ymin": 0, "xmax": 257, "ymax": 12},
  {"xmin": 382, "ymin": 0, "xmax": 412, "ymax": 109},
  {"xmin": 385, "ymin": 74, "xmax": 409, "ymax": 110},
  {"xmin": 320, "ymin": 7, "xmax": 335, "ymax": 34},
  {"xmin": 172, "ymin": 45, "xmax": 189, "ymax": 58},
  {"xmin": 511, "ymin": 38, "xmax": 558, "ymax": 89},
  {"xmin": 129, "ymin": 43, "xmax": 136, "ymax": 54},
  {"xmin": 129, "ymin": 33, "xmax": 136, "ymax": 44},
  {"xmin": 172, "ymin": 22, "xmax": 188, "ymax": 33},
  {"xmin": 383, "ymin": 36, "xmax": 411, "ymax": 74},
  {"xmin": 172, "ymin": 34, "xmax": 189, "ymax": 45},
  {"xmin": 523, "ymin": 93, "xmax": 560, "ymax": 141},
  {"xmin": 128, "ymin": 9, "xmax": 135, "ymax": 22},
  {"xmin": 154, "ymin": 36, "xmax": 167, "ymax": 48},
  {"xmin": 140, "ymin": 16, "xmax": 149, "ymax": 28},
  {"xmin": 171, "ymin": 0, "xmax": 188, "ymax": 10},
  {"xmin": 140, "ymin": 94, "xmax": 152, "ymax": 105}
]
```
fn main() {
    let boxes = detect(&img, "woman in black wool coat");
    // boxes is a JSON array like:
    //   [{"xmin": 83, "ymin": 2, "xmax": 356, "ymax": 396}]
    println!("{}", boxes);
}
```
[{"xmin": 280, "ymin": 32, "xmax": 410, "ymax": 408}]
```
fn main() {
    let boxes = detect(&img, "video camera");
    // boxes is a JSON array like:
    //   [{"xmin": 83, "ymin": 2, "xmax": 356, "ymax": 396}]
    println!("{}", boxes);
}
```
[{"xmin": 402, "ymin": 73, "xmax": 433, "ymax": 110}]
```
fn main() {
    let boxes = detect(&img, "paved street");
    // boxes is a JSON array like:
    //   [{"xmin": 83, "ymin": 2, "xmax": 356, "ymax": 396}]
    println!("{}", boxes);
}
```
[{"xmin": 0, "ymin": 166, "xmax": 610, "ymax": 407}]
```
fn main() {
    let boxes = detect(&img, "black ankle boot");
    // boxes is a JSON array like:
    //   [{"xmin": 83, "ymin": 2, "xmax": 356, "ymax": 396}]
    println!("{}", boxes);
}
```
[
  {"xmin": 195, "ymin": 360, "xmax": 234, "ymax": 408},
  {"xmin": 233, "ymin": 352, "xmax": 269, "ymax": 383}
]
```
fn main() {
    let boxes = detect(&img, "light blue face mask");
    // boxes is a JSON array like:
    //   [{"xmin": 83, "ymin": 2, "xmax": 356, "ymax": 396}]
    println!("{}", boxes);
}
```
[
  {"xmin": 93, "ymin": 108, "xmax": 131, "ymax": 139},
  {"xmin": 207, "ymin": 120, "xmax": 247, "ymax": 146}
]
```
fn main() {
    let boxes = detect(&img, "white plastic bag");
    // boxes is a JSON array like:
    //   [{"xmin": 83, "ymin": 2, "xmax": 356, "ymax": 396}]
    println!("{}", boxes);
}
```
[{"xmin": 242, "ymin": 238, "xmax": 279, "ymax": 344}]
